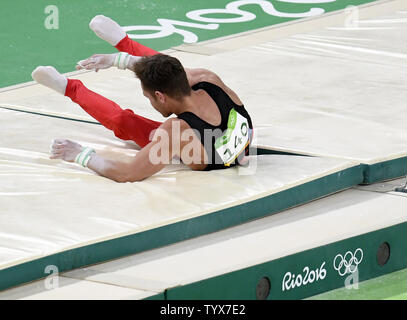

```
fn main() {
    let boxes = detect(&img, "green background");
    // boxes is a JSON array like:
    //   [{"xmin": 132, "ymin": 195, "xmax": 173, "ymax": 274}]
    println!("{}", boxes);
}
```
[{"xmin": 0, "ymin": 0, "xmax": 378, "ymax": 88}]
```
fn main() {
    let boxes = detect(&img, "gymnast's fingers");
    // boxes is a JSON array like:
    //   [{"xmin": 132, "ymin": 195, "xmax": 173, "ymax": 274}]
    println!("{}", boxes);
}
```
[{"xmin": 49, "ymin": 151, "xmax": 63, "ymax": 159}]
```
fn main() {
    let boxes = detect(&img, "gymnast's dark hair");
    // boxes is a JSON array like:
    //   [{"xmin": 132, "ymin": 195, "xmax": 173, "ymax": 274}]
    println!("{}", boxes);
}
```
[{"xmin": 134, "ymin": 54, "xmax": 191, "ymax": 100}]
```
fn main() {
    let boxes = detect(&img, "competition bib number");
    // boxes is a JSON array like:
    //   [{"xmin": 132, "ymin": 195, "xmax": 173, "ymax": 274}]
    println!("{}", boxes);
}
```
[{"xmin": 215, "ymin": 109, "xmax": 249, "ymax": 166}]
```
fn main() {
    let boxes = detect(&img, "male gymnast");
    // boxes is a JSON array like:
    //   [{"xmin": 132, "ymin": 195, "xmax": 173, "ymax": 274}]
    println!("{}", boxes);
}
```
[{"xmin": 32, "ymin": 15, "xmax": 253, "ymax": 182}]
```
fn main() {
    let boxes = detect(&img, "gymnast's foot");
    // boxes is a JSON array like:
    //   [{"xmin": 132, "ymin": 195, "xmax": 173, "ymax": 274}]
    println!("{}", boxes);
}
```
[
  {"xmin": 31, "ymin": 66, "xmax": 68, "ymax": 95},
  {"xmin": 89, "ymin": 15, "xmax": 127, "ymax": 46}
]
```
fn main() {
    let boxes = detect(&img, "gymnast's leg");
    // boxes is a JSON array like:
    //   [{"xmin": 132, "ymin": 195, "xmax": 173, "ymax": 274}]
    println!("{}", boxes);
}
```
[
  {"xmin": 31, "ymin": 66, "xmax": 162, "ymax": 148},
  {"xmin": 89, "ymin": 15, "xmax": 159, "ymax": 57}
]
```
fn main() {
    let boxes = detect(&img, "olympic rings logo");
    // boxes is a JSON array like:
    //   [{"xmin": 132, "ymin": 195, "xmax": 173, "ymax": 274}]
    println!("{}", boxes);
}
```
[{"xmin": 333, "ymin": 248, "xmax": 363, "ymax": 277}]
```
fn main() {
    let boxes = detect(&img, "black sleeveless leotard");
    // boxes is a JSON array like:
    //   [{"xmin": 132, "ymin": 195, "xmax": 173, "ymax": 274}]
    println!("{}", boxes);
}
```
[{"xmin": 178, "ymin": 81, "xmax": 253, "ymax": 171}]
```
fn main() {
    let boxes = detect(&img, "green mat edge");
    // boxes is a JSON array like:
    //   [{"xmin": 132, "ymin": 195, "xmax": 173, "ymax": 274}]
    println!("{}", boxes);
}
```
[
  {"xmin": 161, "ymin": 221, "xmax": 407, "ymax": 300},
  {"xmin": 362, "ymin": 157, "xmax": 407, "ymax": 184},
  {"xmin": 257, "ymin": 147, "xmax": 407, "ymax": 185}
]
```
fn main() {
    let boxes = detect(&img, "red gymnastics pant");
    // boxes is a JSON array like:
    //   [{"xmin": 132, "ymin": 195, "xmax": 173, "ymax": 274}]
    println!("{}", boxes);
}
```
[{"xmin": 65, "ymin": 36, "xmax": 161, "ymax": 148}]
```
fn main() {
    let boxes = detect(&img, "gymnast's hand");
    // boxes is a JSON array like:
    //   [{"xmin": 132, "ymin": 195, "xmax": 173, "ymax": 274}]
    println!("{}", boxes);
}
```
[
  {"xmin": 50, "ymin": 139, "xmax": 83, "ymax": 162},
  {"xmin": 76, "ymin": 53, "xmax": 116, "ymax": 72}
]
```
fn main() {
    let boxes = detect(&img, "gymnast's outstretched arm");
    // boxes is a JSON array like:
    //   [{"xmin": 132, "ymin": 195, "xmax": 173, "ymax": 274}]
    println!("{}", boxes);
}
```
[
  {"xmin": 76, "ymin": 53, "xmax": 244, "ymax": 107},
  {"xmin": 50, "ymin": 122, "xmax": 171, "ymax": 183},
  {"xmin": 50, "ymin": 118, "xmax": 207, "ymax": 182}
]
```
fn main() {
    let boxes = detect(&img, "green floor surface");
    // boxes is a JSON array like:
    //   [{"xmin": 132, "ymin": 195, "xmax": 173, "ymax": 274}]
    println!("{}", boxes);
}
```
[
  {"xmin": 308, "ymin": 268, "xmax": 407, "ymax": 300},
  {"xmin": 0, "ymin": 0, "xmax": 379, "ymax": 88}
]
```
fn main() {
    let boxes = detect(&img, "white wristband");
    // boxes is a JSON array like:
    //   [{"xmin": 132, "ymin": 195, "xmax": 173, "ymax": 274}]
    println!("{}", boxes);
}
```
[
  {"xmin": 113, "ymin": 52, "xmax": 131, "ymax": 70},
  {"xmin": 75, "ymin": 147, "xmax": 95, "ymax": 167}
]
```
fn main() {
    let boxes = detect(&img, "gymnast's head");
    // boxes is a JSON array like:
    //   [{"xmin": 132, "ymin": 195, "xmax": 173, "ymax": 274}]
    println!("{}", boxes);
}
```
[{"xmin": 134, "ymin": 54, "xmax": 191, "ymax": 117}]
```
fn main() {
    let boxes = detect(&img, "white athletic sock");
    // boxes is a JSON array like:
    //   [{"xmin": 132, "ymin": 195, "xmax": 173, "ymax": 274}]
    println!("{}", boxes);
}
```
[
  {"xmin": 31, "ymin": 66, "xmax": 68, "ymax": 95},
  {"xmin": 89, "ymin": 15, "xmax": 127, "ymax": 46}
]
